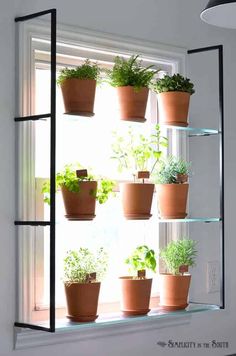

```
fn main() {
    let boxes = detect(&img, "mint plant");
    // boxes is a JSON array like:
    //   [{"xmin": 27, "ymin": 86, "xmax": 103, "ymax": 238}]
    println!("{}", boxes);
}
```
[
  {"xmin": 160, "ymin": 239, "xmax": 197, "ymax": 275},
  {"xmin": 57, "ymin": 59, "xmax": 101, "ymax": 85},
  {"xmin": 125, "ymin": 245, "xmax": 157, "ymax": 277},
  {"xmin": 106, "ymin": 55, "xmax": 159, "ymax": 91},
  {"xmin": 63, "ymin": 247, "xmax": 108, "ymax": 284},
  {"xmin": 152, "ymin": 73, "xmax": 195, "ymax": 95},
  {"xmin": 42, "ymin": 163, "xmax": 115, "ymax": 205}
]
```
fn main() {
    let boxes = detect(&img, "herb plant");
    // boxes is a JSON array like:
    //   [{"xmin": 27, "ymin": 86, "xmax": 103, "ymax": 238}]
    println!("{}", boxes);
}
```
[
  {"xmin": 42, "ymin": 163, "xmax": 115, "ymax": 205},
  {"xmin": 160, "ymin": 239, "xmax": 197, "ymax": 275},
  {"xmin": 125, "ymin": 245, "xmax": 157, "ymax": 276},
  {"xmin": 152, "ymin": 74, "xmax": 195, "ymax": 95},
  {"xmin": 111, "ymin": 125, "xmax": 168, "ymax": 180},
  {"xmin": 63, "ymin": 247, "xmax": 108, "ymax": 284},
  {"xmin": 57, "ymin": 59, "xmax": 101, "ymax": 85},
  {"xmin": 106, "ymin": 55, "xmax": 159, "ymax": 91},
  {"xmin": 155, "ymin": 156, "xmax": 191, "ymax": 184}
]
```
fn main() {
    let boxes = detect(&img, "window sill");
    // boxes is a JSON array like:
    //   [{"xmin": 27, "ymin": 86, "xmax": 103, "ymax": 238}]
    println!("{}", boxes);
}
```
[{"xmin": 14, "ymin": 304, "xmax": 220, "ymax": 350}]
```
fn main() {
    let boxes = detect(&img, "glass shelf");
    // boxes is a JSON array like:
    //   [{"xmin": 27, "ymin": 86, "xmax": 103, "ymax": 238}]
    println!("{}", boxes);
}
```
[
  {"xmin": 49, "ymin": 303, "xmax": 219, "ymax": 331},
  {"xmin": 158, "ymin": 217, "xmax": 221, "ymax": 223},
  {"xmin": 54, "ymin": 217, "xmax": 221, "ymax": 224},
  {"xmin": 163, "ymin": 125, "xmax": 220, "ymax": 136}
]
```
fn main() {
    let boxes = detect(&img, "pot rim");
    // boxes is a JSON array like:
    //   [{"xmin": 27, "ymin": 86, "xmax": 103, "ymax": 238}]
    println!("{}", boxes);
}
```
[
  {"xmin": 61, "ymin": 78, "xmax": 97, "ymax": 83},
  {"xmin": 159, "ymin": 273, "xmax": 191, "ymax": 277},
  {"xmin": 120, "ymin": 182, "xmax": 154, "ymax": 186},
  {"xmin": 119, "ymin": 276, "xmax": 153, "ymax": 281},
  {"xmin": 116, "ymin": 85, "xmax": 149, "ymax": 90},
  {"xmin": 157, "ymin": 91, "xmax": 191, "ymax": 96},
  {"xmin": 156, "ymin": 183, "xmax": 189, "ymax": 186},
  {"xmin": 64, "ymin": 281, "xmax": 101, "ymax": 286}
]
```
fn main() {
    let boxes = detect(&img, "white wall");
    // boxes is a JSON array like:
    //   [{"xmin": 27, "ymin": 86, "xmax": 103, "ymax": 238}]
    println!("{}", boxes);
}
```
[{"xmin": 0, "ymin": 0, "xmax": 236, "ymax": 355}]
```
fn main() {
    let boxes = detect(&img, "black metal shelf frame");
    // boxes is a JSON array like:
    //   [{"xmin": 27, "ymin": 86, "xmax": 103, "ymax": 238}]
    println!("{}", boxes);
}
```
[
  {"xmin": 188, "ymin": 45, "xmax": 225, "ymax": 310},
  {"xmin": 14, "ymin": 8, "xmax": 57, "ymax": 333},
  {"xmin": 14, "ymin": 9, "xmax": 225, "ymax": 333}
]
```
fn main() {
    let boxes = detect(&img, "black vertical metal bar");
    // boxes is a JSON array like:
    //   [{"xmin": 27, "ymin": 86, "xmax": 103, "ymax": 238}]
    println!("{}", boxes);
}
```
[
  {"xmin": 218, "ymin": 45, "xmax": 225, "ymax": 309},
  {"xmin": 15, "ymin": 9, "xmax": 57, "ymax": 333},
  {"xmin": 188, "ymin": 45, "xmax": 225, "ymax": 309},
  {"xmin": 49, "ymin": 9, "xmax": 57, "ymax": 332}
]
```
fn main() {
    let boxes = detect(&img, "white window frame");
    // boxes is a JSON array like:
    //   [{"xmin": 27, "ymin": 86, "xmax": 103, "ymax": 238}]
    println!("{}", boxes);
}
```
[{"xmin": 15, "ymin": 18, "xmax": 188, "ymax": 348}]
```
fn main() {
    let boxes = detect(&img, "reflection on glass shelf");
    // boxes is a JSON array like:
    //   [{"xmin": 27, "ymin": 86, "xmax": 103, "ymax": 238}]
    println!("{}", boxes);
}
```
[
  {"xmin": 163, "ymin": 125, "xmax": 220, "ymax": 136},
  {"xmin": 158, "ymin": 217, "xmax": 221, "ymax": 223},
  {"xmin": 50, "ymin": 303, "xmax": 219, "ymax": 331}
]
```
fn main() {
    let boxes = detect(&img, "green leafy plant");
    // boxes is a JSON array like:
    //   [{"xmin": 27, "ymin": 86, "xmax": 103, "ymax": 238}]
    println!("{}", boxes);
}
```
[
  {"xmin": 111, "ymin": 125, "xmax": 168, "ymax": 180},
  {"xmin": 160, "ymin": 239, "xmax": 197, "ymax": 275},
  {"xmin": 152, "ymin": 73, "xmax": 195, "ymax": 95},
  {"xmin": 106, "ymin": 55, "xmax": 159, "ymax": 91},
  {"xmin": 42, "ymin": 163, "xmax": 115, "ymax": 205},
  {"xmin": 63, "ymin": 247, "xmax": 108, "ymax": 284},
  {"xmin": 57, "ymin": 59, "xmax": 101, "ymax": 85},
  {"xmin": 155, "ymin": 156, "xmax": 191, "ymax": 184},
  {"xmin": 125, "ymin": 245, "xmax": 157, "ymax": 277}
]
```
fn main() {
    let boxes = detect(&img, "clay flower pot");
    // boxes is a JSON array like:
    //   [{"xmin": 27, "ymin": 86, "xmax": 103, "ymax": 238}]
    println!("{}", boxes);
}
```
[
  {"xmin": 119, "ymin": 277, "xmax": 152, "ymax": 316},
  {"xmin": 117, "ymin": 86, "xmax": 149, "ymax": 122},
  {"xmin": 64, "ymin": 282, "xmax": 101, "ymax": 322},
  {"xmin": 156, "ymin": 183, "xmax": 189, "ymax": 219},
  {"xmin": 61, "ymin": 181, "xmax": 97, "ymax": 220},
  {"xmin": 159, "ymin": 274, "xmax": 191, "ymax": 311},
  {"xmin": 60, "ymin": 78, "xmax": 96, "ymax": 116},
  {"xmin": 157, "ymin": 91, "xmax": 190, "ymax": 127},
  {"xmin": 120, "ymin": 182, "xmax": 154, "ymax": 220}
]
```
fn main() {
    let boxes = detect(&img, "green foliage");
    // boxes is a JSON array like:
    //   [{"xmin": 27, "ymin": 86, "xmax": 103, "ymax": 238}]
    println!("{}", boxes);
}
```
[
  {"xmin": 155, "ymin": 156, "xmax": 191, "ymax": 184},
  {"xmin": 160, "ymin": 239, "xmax": 197, "ymax": 275},
  {"xmin": 125, "ymin": 245, "xmax": 157, "ymax": 275},
  {"xmin": 63, "ymin": 247, "xmax": 108, "ymax": 284},
  {"xmin": 106, "ymin": 55, "xmax": 159, "ymax": 91},
  {"xmin": 57, "ymin": 59, "xmax": 101, "ymax": 85},
  {"xmin": 111, "ymin": 125, "xmax": 168, "ymax": 179},
  {"xmin": 152, "ymin": 73, "xmax": 195, "ymax": 95},
  {"xmin": 42, "ymin": 163, "xmax": 115, "ymax": 205}
]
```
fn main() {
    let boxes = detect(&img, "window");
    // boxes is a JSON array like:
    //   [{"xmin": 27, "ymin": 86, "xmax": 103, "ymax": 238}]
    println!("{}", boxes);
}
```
[{"xmin": 16, "ymin": 21, "xmax": 186, "ymax": 328}]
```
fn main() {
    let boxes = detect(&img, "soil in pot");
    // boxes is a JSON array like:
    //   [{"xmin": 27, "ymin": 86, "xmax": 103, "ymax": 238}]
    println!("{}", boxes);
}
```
[
  {"xmin": 120, "ymin": 182, "xmax": 154, "ymax": 220},
  {"xmin": 117, "ymin": 86, "xmax": 149, "ymax": 122},
  {"xmin": 61, "ymin": 181, "xmax": 97, "ymax": 220},
  {"xmin": 60, "ymin": 78, "xmax": 96, "ymax": 116},
  {"xmin": 159, "ymin": 273, "xmax": 191, "ymax": 311},
  {"xmin": 156, "ymin": 183, "xmax": 189, "ymax": 219},
  {"xmin": 119, "ymin": 277, "xmax": 152, "ymax": 316},
  {"xmin": 64, "ymin": 282, "xmax": 101, "ymax": 322},
  {"xmin": 157, "ymin": 91, "xmax": 190, "ymax": 127}
]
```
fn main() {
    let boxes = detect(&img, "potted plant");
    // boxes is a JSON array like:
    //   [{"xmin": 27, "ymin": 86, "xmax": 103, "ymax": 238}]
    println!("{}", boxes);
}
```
[
  {"xmin": 106, "ymin": 55, "xmax": 158, "ymax": 122},
  {"xmin": 120, "ymin": 245, "xmax": 156, "ymax": 316},
  {"xmin": 58, "ymin": 59, "xmax": 101, "ymax": 116},
  {"xmin": 152, "ymin": 73, "xmax": 195, "ymax": 127},
  {"xmin": 63, "ymin": 247, "xmax": 108, "ymax": 322},
  {"xmin": 159, "ymin": 239, "xmax": 197, "ymax": 310},
  {"xmin": 42, "ymin": 164, "xmax": 115, "ymax": 220},
  {"xmin": 155, "ymin": 156, "xmax": 191, "ymax": 219},
  {"xmin": 111, "ymin": 125, "xmax": 168, "ymax": 219}
]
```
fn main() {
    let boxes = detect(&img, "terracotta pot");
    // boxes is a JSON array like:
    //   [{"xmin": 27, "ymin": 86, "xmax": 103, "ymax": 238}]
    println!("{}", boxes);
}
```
[
  {"xmin": 156, "ymin": 183, "xmax": 189, "ymax": 219},
  {"xmin": 64, "ymin": 282, "xmax": 101, "ymax": 322},
  {"xmin": 120, "ymin": 182, "xmax": 154, "ymax": 220},
  {"xmin": 117, "ymin": 86, "xmax": 149, "ymax": 122},
  {"xmin": 159, "ymin": 274, "xmax": 191, "ymax": 311},
  {"xmin": 120, "ymin": 277, "xmax": 152, "ymax": 316},
  {"xmin": 60, "ymin": 79, "xmax": 96, "ymax": 116},
  {"xmin": 157, "ymin": 91, "xmax": 190, "ymax": 127},
  {"xmin": 61, "ymin": 181, "xmax": 97, "ymax": 220}
]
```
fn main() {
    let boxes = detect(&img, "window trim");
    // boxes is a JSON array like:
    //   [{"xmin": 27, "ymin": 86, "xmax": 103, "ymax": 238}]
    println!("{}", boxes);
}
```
[{"xmin": 16, "ymin": 18, "xmax": 187, "ymax": 339}]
